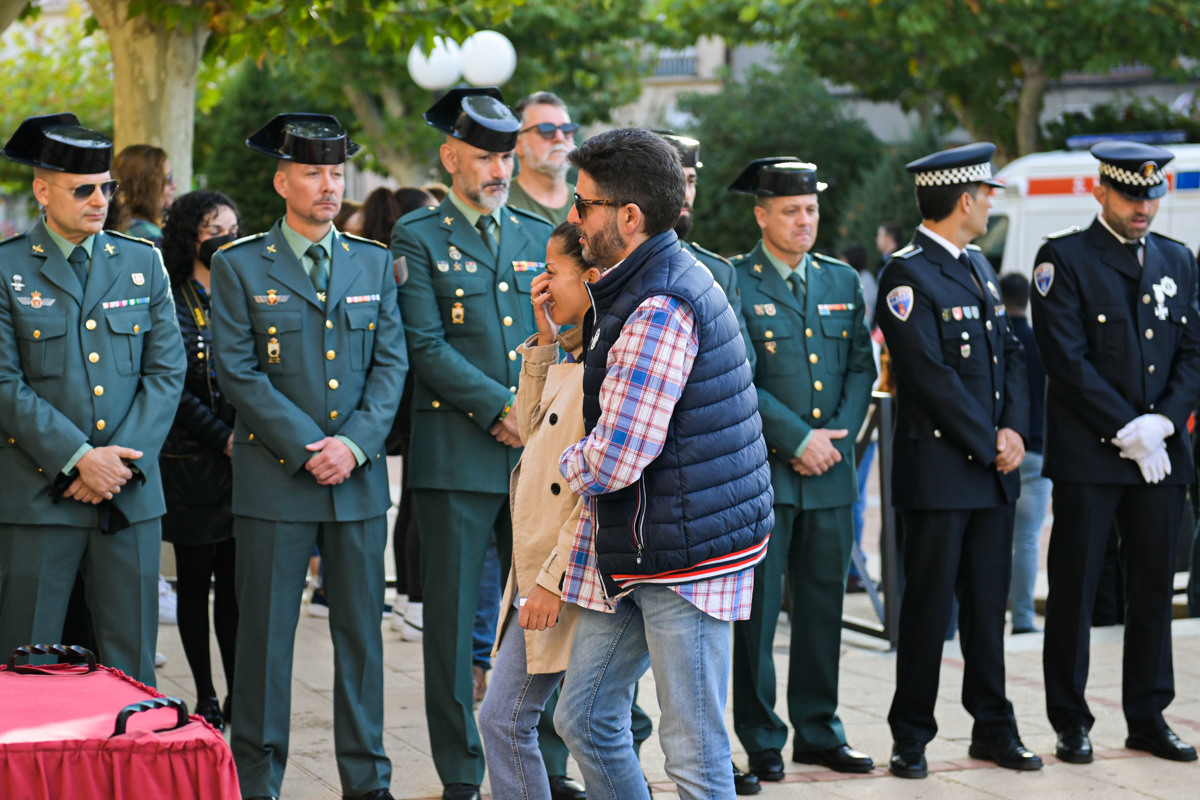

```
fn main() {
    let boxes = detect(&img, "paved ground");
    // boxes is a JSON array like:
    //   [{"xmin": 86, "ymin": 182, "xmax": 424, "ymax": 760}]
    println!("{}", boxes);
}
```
[{"xmin": 152, "ymin": 457, "xmax": 1200, "ymax": 799}]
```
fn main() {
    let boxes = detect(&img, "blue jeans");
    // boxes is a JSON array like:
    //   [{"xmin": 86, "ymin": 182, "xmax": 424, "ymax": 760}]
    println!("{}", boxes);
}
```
[
  {"xmin": 850, "ymin": 441, "xmax": 876, "ymax": 579},
  {"xmin": 479, "ymin": 614, "xmax": 563, "ymax": 800},
  {"xmin": 1010, "ymin": 451, "xmax": 1051, "ymax": 630},
  {"xmin": 473, "ymin": 533, "xmax": 502, "ymax": 670},
  {"xmin": 555, "ymin": 585, "xmax": 734, "ymax": 800}
]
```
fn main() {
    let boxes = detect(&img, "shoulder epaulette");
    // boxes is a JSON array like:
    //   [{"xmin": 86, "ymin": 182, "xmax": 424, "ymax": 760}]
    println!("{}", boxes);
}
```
[
  {"xmin": 343, "ymin": 232, "xmax": 388, "ymax": 249},
  {"xmin": 0, "ymin": 230, "xmax": 28, "ymax": 247},
  {"xmin": 1044, "ymin": 226, "xmax": 1080, "ymax": 240},
  {"xmin": 400, "ymin": 205, "xmax": 439, "ymax": 224},
  {"xmin": 730, "ymin": 253, "xmax": 746, "ymax": 263},
  {"xmin": 812, "ymin": 251, "xmax": 852, "ymax": 268},
  {"xmin": 1149, "ymin": 231, "xmax": 1188, "ymax": 247},
  {"xmin": 506, "ymin": 205, "xmax": 555, "ymax": 228},
  {"xmin": 220, "ymin": 232, "xmax": 267, "ymax": 250},
  {"xmin": 688, "ymin": 241, "xmax": 733, "ymax": 266},
  {"xmin": 965, "ymin": 243, "xmax": 982, "ymax": 252},
  {"xmin": 892, "ymin": 244, "xmax": 922, "ymax": 259},
  {"xmin": 107, "ymin": 230, "xmax": 156, "ymax": 247}
]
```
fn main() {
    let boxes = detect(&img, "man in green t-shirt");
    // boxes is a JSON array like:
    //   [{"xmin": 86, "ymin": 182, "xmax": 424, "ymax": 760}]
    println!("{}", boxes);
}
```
[{"xmin": 505, "ymin": 91, "xmax": 577, "ymax": 224}]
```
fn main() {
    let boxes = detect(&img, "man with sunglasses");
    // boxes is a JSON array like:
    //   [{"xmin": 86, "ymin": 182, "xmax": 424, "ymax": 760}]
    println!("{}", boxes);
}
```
[
  {"xmin": 0, "ymin": 113, "xmax": 185, "ymax": 685},
  {"xmin": 507, "ymin": 92, "xmax": 578, "ymax": 225}
]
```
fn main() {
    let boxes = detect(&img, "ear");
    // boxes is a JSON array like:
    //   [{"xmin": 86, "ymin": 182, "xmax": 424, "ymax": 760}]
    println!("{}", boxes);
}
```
[
  {"xmin": 272, "ymin": 170, "xmax": 288, "ymax": 199},
  {"xmin": 582, "ymin": 266, "xmax": 602, "ymax": 284},
  {"xmin": 1092, "ymin": 183, "xmax": 1106, "ymax": 205},
  {"xmin": 31, "ymin": 178, "xmax": 50, "ymax": 208},
  {"xmin": 620, "ymin": 203, "xmax": 645, "ymax": 237},
  {"xmin": 753, "ymin": 204, "xmax": 768, "ymax": 230},
  {"xmin": 440, "ymin": 142, "xmax": 457, "ymax": 175}
]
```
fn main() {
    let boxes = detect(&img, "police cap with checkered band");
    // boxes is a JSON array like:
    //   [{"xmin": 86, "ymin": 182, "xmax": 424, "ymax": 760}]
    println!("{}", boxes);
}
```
[
  {"xmin": 905, "ymin": 142, "xmax": 1004, "ymax": 189},
  {"xmin": 1091, "ymin": 140, "xmax": 1174, "ymax": 200}
]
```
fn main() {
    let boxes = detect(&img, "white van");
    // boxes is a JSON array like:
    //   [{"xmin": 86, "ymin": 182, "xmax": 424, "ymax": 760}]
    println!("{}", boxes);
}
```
[{"xmin": 979, "ymin": 143, "xmax": 1200, "ymax": 276}]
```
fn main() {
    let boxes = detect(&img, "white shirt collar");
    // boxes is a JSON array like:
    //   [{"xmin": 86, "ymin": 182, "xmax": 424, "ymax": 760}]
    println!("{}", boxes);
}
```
[{"xmin": 917, "ymin": 224, "xmax": 964, "ymax": 260}]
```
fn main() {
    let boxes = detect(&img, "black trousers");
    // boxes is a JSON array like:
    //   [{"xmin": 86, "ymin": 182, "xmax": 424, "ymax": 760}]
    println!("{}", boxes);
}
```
[
  {"xmin": 888, "ymin": 505, "xmax": 1017, "ymax": 745},
  {"xmin": 1043, "ymin": 482, "xmax": 1183, "ymax": 734}
]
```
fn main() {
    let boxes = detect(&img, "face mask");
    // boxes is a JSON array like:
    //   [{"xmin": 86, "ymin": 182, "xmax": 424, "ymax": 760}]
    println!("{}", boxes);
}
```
[{"xmin": 198, "ymin": 234, "xmax": 236, "ymax": 268}]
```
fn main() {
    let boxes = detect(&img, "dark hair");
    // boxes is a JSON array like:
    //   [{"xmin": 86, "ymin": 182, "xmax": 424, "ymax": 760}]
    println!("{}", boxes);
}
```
[
  {"xmin": 333, "ymin": 199, "xmax": 361, "ymax": 231},
  {"xmin": 838, "ymin": 242, "xmax": 867, "ymax": 272},
  {"xmin": 161, "ymin": 190, "xmax": 241, "ymax": 287},
  {"xmin": 515, "ymin": 91, "xmax": 568, "ymax": 120},
  {"xmin": 878, "ymin": 221, "xmax": 903, "ymax": 248},
  {"xmin": 914, "ymin": 182, "xmax": 979, "ymax": 222},
  {"xmin": 999, "ymin": 271, "xmax": 1030, "ymax": 307},
  {"xmin": 548, "ymin": 221, "xmax": 586, "ymax": 270},
  {"xmin": 112, "ymin": 144, "xmax": 170, "ymax": 226},
  {"xmin": 396, "ymin": 186, "xmax": 437, "ymax": 216},
  {"xmin": 567, "ymin": 128, "xmax": 685, "ymax": 236},
  {"xmin": 357, "ymin": 187, "xmax": 402, "ymax": 243}
]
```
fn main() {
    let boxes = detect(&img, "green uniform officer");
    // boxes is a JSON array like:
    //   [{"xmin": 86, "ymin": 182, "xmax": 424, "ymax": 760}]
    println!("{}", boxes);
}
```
[
  {"xmin": 728, "ymin": 159, "xmax": 876, "ymax": 780},
  {"xmin": 0, "ymin": 114, "xmax": 185, "ymax": 686},
  {"xmin": 391, "ymin": 88, "xmax": 580, "ymax": 800},
  {"xmin": 211, "ymin": 113, "xmax": 407, "ymax": 800}
]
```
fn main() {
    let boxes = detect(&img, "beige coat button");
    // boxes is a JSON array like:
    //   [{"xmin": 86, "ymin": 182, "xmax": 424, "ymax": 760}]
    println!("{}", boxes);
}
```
[
  {"xmin": 934, "ymin": 429, "xmax": 942, "ymax": 438},
  {"xmin": 809, "ymin": 353, "xmax": 818, "ymax": 363},
  {"xmin": 93, "ymin": 385, "xmax": 103, "ymax": 396},
  {"xmin": 499, "ymin": 282, "xmax": 509, "ymax": 292},
  {"xmin": 1145, "ymin": 329, "xmax": 1154, "ymax": 339},
  {"xmin": 326, "ymin": 320, "xmax": 333, "ymax": 329},
  {"xmin": 96, "ymin": 420, "xmax": 106, "ymax": 431},
  {"xmin": 503, "ymin": 316, "xmax": 513, "ymax": 326},
  {"xmin": 812, "ymin": 408, "xmax": 821, "ymax": 419},
  {"xmin": 1097, "ymin": 314, "xmax": 1106, "ymax": 323},
  {"xmin": 89, "ymin": 352, "xmax": 99, "ymax": 363},
  {"xmin": 814, "ymin": 381, "xmax": 823, "ymax": 391},
  {"xmin": 328, "ymin": 379, "xmax": 339, "ymax": 389},
  {"xmin": 1148, "ymin": 364, "xmax": 1156, "ymax": 374},
  {"xmin": 508, "ymin": 350, "xmax": 517, "ymax": 361},
  {"xmin": 961, "ymin": 331, "xmax": 969, "ymax": 340},
  {"xmin": 805, "ymin": 328, "xmax": 813, "ymax": 338},
  {"xmin": 985, "ymin": 320, "xmax": 993, "ymax": 330},
  {"xmin": 1143, "ymin": 294, "xmax": 1152, "ymax": 304},
  {"xmin": 455, "ymin": 288, "xmax": 465, "ymax": 297},
  {"xmin": 86, "ymin": 319, "xmax": 97, "ymax": 330}
]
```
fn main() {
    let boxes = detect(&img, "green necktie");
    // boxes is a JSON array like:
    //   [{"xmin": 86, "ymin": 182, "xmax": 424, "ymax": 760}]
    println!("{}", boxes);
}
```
[
  {"xmin": 68, "ymin": 246, "xmax": 88, "ymax": 290},
  {"xmin": 307, "ymin": 243, "xmax": 329, "ymax": 293},
  {"xmin": 475, "ymin": 215, "xmax": 494, "ymax": 255},
  {"xmin": 792, "ymin": 270, "xmax": 805, "ymax": 304}
]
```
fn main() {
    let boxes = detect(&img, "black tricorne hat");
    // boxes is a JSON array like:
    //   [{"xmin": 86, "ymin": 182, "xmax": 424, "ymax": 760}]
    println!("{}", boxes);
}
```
[
  {"xmin": 905, "ymin": 142, "xmax": 1004, "ymax": 188},
  {"xmin": 1091, "ymin": 140, "xmax": 1174, "ymax": 200},
  {"xmin": 729, "ymin": 158, "xmax": 826, "ymax": 196},
  {"xmin": 2, "ymin": 113, "xmax": 112, "ymax": 174},
  {"xmin": 246, "ymin": 113, "xmax": 361, "ymax": 164},
  {"xmin": 654, "ymin": 131, "xmax": 702, "ymax": 168},
  {"xmin": 424, "ymin": 87, "xmax": 520, "ymax": 153}
]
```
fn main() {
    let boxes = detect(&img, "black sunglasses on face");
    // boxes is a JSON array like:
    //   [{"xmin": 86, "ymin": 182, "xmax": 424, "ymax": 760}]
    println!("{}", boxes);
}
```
[
  {"xmin": 52, "ymin": 180, "xmax": 120, "ymax": 202},
  {"xmin": 520, "ymin": 122, "xmax": 580, "ymax": 140},
  {"xmin": 573, "ymin": 193, "xmax": 621, "ymax": 217}
]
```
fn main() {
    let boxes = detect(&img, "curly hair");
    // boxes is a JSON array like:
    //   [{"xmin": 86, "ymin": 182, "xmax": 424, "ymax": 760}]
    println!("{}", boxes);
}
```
[
  {"xmin": 112, "ymin": 144, "xmax": 170, "ymax": 226},
  {"xmin": 161, "ymin": 190, "xmax": 241, "ymax": 287}
]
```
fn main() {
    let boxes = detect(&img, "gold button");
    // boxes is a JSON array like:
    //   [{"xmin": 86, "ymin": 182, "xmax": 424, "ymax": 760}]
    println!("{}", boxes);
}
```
[
  {"xmin": 508, "ymin": 350, "xmax": 517, "ymax": 361},
  {"xmin": 1145, "ymin": 329, "xmax": 1154, "ymax": 340},
  {"xmin": 88, "ymin": 352, "xmax": 99, "ymax": 363},
  {"xmin": 842, "ymin": 330, "xmax": 848, "ymax": 337},
  {"xmin": 133, "ymin": 324, "xmax": 139, "ymax": 333},
  {"xmin": 814, "ymin": 380, "xmax": 823, "ymax": 391},
  {"xmin": 813, "ymin": 408, "xmax": 821, "ymax": 419},
  {"xmin": 326, "ymin": 350, "xmax": 336, "ymax": 360},
  {"xmin": 467, "ymin": 412, "xmax": 473, "ymax": 419},
  {"xmin": 809, "ymin": 353, "xmax": 818, "ymax": 364},
  {"xmin": 805, "ymin": 328, "xmax": 813, "ymax": 338},
  {"xmin": 93, "ymin": 385, "xmax": 103, "ymax": 396},
  {"xmin": 197, "ymin": 351, "xmax": 205, "ymax": 360},
  {"xmin": 764, "ymin": 330, "xmax": 774, "ymax": 339},
  {"xmin": 499, "ymin": 281, "xmax": 510, "ymax": 292},
  {"xmin": 96, "ymin": 420, "xmax": 105, "ymax": 431},
  {"xmin": 330, "ymin": 410, "xmax": 338, "ymax": 420},
  {"xmin": 368, "ymin": 322, "xmax": 375, "ymax": 330},
  {"xmin": 967, "ymin": 454, "xmax": 974, "ymax": 461},
  {"xmin": 1143, "ymin": 294, "xmax": 1152, "ymax": 304},
  {"xmin": 328, "ymin": 379, "xmax": 339, "ymax": 389},
  {"xmin": 326, "ymin": 320, "xmax": 333, "ymax": 329},
  {"xmin": 32, "ymin": 330, "xmax": 40, "ymax": 339},
  {"xmin": 1149, "ymin": 364, "xmax": 1156, "ymax": 374},
  {"xmin": 455, "ymin": 288, "xmax": 464, "ymax": 297},
  {"xmin": 503, "ymin": 316, "xmax": 513, "ymax": 326},
  {"xmin": 985, "ymin": 320, "xmax": 993, "ymax": 331},
  {"xmin": 249, "ymin": 433, "xmax": 255, "ymax": 441},
  {"xmin": 432, "ymin": 400, "xmax": 441, "ymax": 408},
  {"xmin": 268, "ymin": 326, "xmax": 277, "ymax": 334},
  {"xmin": 7, "ymin": 437, "xmax": 13, "ymax": 444},
  {"xmin": 1097, "ymin": 314, "xmax": 1106, "ymax": 323},
  {"xmin": 934, "ymin": 429, "xmax": 942, "ymax": 438},
  {"xmin": 280, "ymin": 459, "xmax": 285, "ymax": 464},
  {"xmin": 86, "ymin": 319, "xmax": 97, "ymax": 330}
]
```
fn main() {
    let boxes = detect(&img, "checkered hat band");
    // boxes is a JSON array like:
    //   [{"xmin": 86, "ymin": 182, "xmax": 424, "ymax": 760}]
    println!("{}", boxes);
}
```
[
  {"xmin": 913, "ymin": 162, "xmax": 994, "ymax": 186},
  {"xmin": 1099, "ymin": 161, "xmax": 1164, "ymax": 187}
]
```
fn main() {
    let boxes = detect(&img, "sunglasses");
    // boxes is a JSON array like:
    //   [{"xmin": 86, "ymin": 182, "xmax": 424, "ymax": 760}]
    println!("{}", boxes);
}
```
[
  {"xmin": 573, "ymin": 193, "xmax": 621, "ymax": 217},
  {"xmin": 520, "ymin": 122, "xmax": 580, "ymax": 140},
  {"xmin": 51, "ymin": 180, "xmax": 120, "ymax": 202}
]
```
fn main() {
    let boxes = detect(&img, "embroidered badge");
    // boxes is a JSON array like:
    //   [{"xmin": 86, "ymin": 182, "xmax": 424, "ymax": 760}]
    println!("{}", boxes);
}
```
[
  {"xmin": 436, "ymin": 261, "xmax": 450, "ymax": 273},
  {"xmin": 31, "ymin": 244, "xmax": 44, "ymax": 254},
  {"xmin": 465, "ymin": 262, "xmax": 478, "ymax": 273},
  {"xmin": 994, "ymin": 305, "xmax": 1007, "ymax": 316},
  {"xmin": 132, "ymin": 273, "xmax": 145, "ymax": 286},
  {"xmin": 342, "ymin": 240, "xmax": 350, "ymax": 252},
  {"xmin": 765, "ymin": 341, "xmax": 778, "ymax": 354},
  {"xmin": 941, "ymin": 309, "xmax": 951, "ymax": 322},
  {"xmin": 253, "ymin": 290, "xmax": 291, "ymax": 304},
  {"xmin": 1159, "ymin": 276, "xmax": 1177, "ymax": 297},
  {"xmin": 1034, "ymin": 262, "xmax": 1054, "ymax": 296},
  {"xmin": 764, "ymin": 303, "xmax": 777, "ymax": 316},
  {"xmin": 266, "ymin": 244, "xmax": 277, "ymax": 254},
  {"xmin": 451, "ymin": 302, "xmax": 465, "ymax": 324},
  {"xmin": 17, "ymin": 291, "xmax": 55, "ymax": 308},
  {"xmin": 960, "ymin": 343, "xmax": 972, "ymax": 358},
  {"xmin": 952, "ymin": 306, "xmax": 963, "ymax": 321},
  {"xmin": 105, "ymin": 243, "xmax": 116, "ymax": 255},
  {"xmin": 443, "ymin": 217, "xmax": 454, "ymax": 226},
  {"xmin": 101, "ymin": 296, "xmax": 150, "ymax": 310},
  {"xmin": 887, "ymin": 286, "xmax": 914, "ymax": 321},
  {"xmin": 345, "ymin": 294, "xmax": 380, "ymax": 304},
  {"xmin": 449, "ymin": 246, "xmax": 462, "ymax": 261},
  {"xmin": 10, "ymin": 275, "xmax": 23, "ymax": 291},
  {"xmin": 512, "ymin": 261, "xmax": 543, "ymax": 272},
  {"xmin": 753, "ymin": 304, "xmax": 765, "ymax": 316},
  {"xmin": 452, "ymin": 262, "xmax": 462, "ymax": 271},
  {"xmin": 267, "ymin": 337, "xmax": 281, "ymax": 363},
  {"xmin": 987, "ymin": 280, "xmax": 1000, "ymax": 301}
]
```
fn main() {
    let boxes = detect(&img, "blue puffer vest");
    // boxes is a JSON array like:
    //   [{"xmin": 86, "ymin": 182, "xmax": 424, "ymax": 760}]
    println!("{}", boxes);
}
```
[{"xmin": 581, "ymin": 230, "xmax": 773, "ymax": 596}]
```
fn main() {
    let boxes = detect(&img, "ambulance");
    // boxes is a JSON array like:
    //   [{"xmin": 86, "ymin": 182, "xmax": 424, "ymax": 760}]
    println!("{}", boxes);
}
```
[{"xmin": 978, "ymin": 142, "xmax": 1200, "ymax": 276}]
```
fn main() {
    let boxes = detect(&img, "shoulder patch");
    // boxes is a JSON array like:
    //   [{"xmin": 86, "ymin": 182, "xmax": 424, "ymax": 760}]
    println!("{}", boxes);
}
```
[
  {"xmin": 1034, "ymin": 262, "xmax": 1054, "ymax": 296},
  {"xmin": 965, "ymin": 243, "xmax": 982, "ymax": 252},
  {"xmin": 1044, "ymin": 226, "xmax": 1080, "ymax": 240},
  {"xmin": 886, "ymin": 285, "xmax": 914, "ymax": 321},
  {"xmin": 812, "ymin": 251, "xmax": 854, "ymax": 271},
  {"xmin": 106, "ymin": 230, "xmax": 156, "ymax": 248},
  {"xmin": 891, "ymin": 244, "xmax": 922, "ymax": 260},
  {"xmin": 222, "ymin": 232, "xmax": 267, "ymax": 250},
  {"xmin": 1149, "ymin": 231, "xmax": 1188, "ymax": 247},
  {"xmin": 0, "ymin": 230, "xmax": 28, "ymax": 249},
  {"xmin": 506, "ymin": 204, "xmax": 555, "ymax": 229},
  {"xmin": 399, "ymin": 205, "xmax": 439, "ymax": 225},
  {"xmin": 342, "ymin": 232, "xmax": 388, "ymax": 249},
  {"xmin": 688, "ymin": 241, "xmax": 732, "ymax": 266},
  {"xmin": 730, "ymin": 253, "xmax": 746, "ymax": 262}
]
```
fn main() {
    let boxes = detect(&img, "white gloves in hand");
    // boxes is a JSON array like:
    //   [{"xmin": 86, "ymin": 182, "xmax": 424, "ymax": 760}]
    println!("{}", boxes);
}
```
[
  {"xmin": 1120, "ymin": 442, "xmax": 1172, "ymax": 484},
  {"xmin": 1113, "ymin": 414, "xmax": 1175, "ymax": 460}
]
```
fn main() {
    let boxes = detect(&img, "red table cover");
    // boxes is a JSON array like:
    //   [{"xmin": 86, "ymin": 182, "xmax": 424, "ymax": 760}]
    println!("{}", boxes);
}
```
[{"xmin": 0, "ymin": 663, "xmax": 240, "ymax": 799}]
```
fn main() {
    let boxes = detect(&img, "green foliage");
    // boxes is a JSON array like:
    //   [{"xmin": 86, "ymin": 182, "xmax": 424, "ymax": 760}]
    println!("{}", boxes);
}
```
[
  {"xmin": 674, "ymin": 57, "xmax": 882, "ymax": 259},
  {"xmin": 1043, "ymin": 95, "xmax": 1200, "ymax": 150}
]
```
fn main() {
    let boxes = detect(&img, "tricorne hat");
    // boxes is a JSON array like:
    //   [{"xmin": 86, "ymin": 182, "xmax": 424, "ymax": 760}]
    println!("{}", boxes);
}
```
[
  {"xmin": 424, "ymin": 87, "xmax": 520, "ymax": 153},
  {"xmin": 246, "ymin": 113, "xmax": 360, "ymax": 164},
  {"xmin": 2, "ymin": 113, "xmax": 112, "ymax": 174},
  {"xmin": 729, "ymin": 157, "xmax": 826, "ymax": 197},
  {"xmin": 654, "ymin": 130, "xmax": 702, "ymax": 168}
]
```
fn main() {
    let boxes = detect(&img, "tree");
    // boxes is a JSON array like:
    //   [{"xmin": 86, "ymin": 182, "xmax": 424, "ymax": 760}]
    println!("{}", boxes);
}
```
[{"xmin": 657, "ymin": 0, "xmax": 1200, "ymax": 159}]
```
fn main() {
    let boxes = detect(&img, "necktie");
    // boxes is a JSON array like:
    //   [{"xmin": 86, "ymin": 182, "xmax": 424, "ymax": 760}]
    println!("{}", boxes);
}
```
[
  {"xmin": 68, "ymin": 246, "xmax": 88, "ymax": 290},
  {"xmin": 475, "ymin": 215, "xmax": 494, "ymax": 255},
  {"xmin": 306, "ymin": 243, "xmax": 328, "ymax": 293},
  {"xmin": 791, "ymin": 270, "xmax": 805, "ymax": 304},
  {"xmin": 1126, "ymin": 240, "xmax": 1143, "ymax": 266},
  {"xmin": 959, "ymin": 252, "xmax": 984, "ymax": 295}
]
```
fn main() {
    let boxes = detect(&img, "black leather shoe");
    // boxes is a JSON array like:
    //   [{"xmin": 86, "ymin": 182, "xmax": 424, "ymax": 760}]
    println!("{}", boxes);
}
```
[
  {"xmin": 344, "ymin": 791, "xmax": 394, "ymax": 800},
  {"xmin": 194, "ymin": 693, "xmax": 225, "ymax": 732},
  {"xmin": 1054, "ymin": 726, "xmax": 1093, "ymax": 764},
  {"xmin": 442, "ymin": 784, "xmax": 481, "ymax": 800},
  {"xmin": 747, "ymin": 748, "xmax": 785, "ymax": 781},
  {"xmin": 1126, "ymin": 727, "xmax": 1199, "ymax": 762},
  {"xmin": 733, "ymin": 761, "xmax": 761, "ymax": 795},
  {"xmin": 888, "ymin": 743, "xmax": 928, "ymax": 779},
  {"xmin": 548, "ymin": 775, "xmax": 586, "ymax": 800},
  {"xmin": 793, "ymin": 743, "xmax": 875, "ymax": 773},
  {"xmin": 968, "ymin": 736, "xmax": 1043, "ymax": 770}
]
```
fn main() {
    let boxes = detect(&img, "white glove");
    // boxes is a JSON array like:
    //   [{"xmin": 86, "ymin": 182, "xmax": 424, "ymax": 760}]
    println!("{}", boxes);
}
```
[
  {"xmin": 1113, "ymin": 413, "xmax": 1175, "ymax": 460},
  {"xmin": 1120, "ymin": 442, "xmax": 1172, "ymax": 484}
]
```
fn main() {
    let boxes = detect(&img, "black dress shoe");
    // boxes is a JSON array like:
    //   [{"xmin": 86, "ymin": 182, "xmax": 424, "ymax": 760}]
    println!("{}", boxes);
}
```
[
  {"xmin": 344, "ymin": 791, "xmax": 394, "ymax": 800},
  {"xmin": 888, "ymin": 743, "xmax": 927, "ymax": 779},
  {"xmin": 968, "ymin": 736, "xmax": 1043, "ymax": 770},
  {"xmin": 845, "ymin": 575, "xmax": 870, "ymax": 594},
  {"xmin": 442, "ymin": 784, "xmax": 481, "ymax": 800},
  {"xmin": 733, "ymin": 761, "xmax": 761, "ymax": 795},
  {"xmin": 793, "ymin": 743, "xmax": 875, "ymax": 773},
  {"xmin": 194, "ymin": 693, "xmax": 225, "ymax": 732},
  {"xmin": 1054, "ymin": 726, "xmax": 1093, "ymax": 764},
  {"xmin": 1126, "ymin": 727, "xmax": 1199, "ymax": 762},
  {"xmin": 548, "ymin": 775, "xmax": 586, "ymax": 800},
  {"xmin": 747, "ymin": 748, "xmax": 785, "ymax": 781}
]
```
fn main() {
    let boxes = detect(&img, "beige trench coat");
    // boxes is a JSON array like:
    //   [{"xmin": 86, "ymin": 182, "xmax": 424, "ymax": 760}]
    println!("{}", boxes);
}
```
[{"xmin": 494, "ymin": 326, "xmax": 584, "ymax": 674}]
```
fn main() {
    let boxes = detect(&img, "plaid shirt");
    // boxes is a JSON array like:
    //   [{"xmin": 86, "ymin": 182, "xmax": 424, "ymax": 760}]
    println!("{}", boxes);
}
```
[{"xmin": 559, "ymin": 293, "xmax": 755, "ymax": 622}]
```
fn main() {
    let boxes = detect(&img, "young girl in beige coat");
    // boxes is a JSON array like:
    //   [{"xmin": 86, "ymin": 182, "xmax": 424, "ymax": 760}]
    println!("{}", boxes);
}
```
[{"xmin": 479, "ymin": 222, "xmax": 601, "ymax": 800}]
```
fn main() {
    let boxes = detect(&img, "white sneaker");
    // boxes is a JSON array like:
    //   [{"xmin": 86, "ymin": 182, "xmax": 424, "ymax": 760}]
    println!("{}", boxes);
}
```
[
  {"xmin": 397, "ymin": 601, "xmax": 423, "ymax": 642},
  {"xmin": 154, "ymin": 652, "xmax": 167, "ymax": 668},
  {"xmin": 158, "ymin": 576, "xmax": 177, "ymax": 625}
]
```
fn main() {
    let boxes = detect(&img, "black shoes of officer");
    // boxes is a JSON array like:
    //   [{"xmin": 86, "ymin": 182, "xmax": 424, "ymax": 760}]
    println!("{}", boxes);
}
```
[
  {"xmin": 343, "ymin": 791, "xmax": 394, "ymax": 800},
  {"xmin": 793, "ymin": 743, "xmax": 875, "ymax": 773},
  {"xmin": 441, "ymin": 784, "xmax": 481, "ymax": 800},
  {"xmin": 733, "ymin": 761, "xmax": 761, "ymax": 795},
  {"xmin": 888, "ymin": 743, "xmax": 928, "ymax": 779},
  {"xmin": 1054, "ymin": 726, "xmax": 1094, "ymax": 764},
  {"xmin": 548, "ymin": 775, "xmax": 586, "ymax": 800},
  {"xmin": 1126, "ymin": 727, "xmax": 1199, "ymax": 762},
  {"xmin": 194, "ymin": 692, "xmax": 224, "ymax": 732},
  {"xmin": 747, "ymin": 748, "xmax": 785, "ymax": 781},
  {"xmin": 968, "ymin": 736, "xmax": 1043, "ymax": 770}
]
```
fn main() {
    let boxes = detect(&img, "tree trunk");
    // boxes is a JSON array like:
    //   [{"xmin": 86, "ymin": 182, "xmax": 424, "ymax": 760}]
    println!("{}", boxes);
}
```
[
  {"xmin": 1016, "ymin": 57, "xmax": 1048, "ymax": 158},
  {"xmin": 341, "ymin": 85, "xmax": 424, "ymax": 184},
  {"xmin": 86, "ymin": 0, "xmax": 209, "ymax": 192},
  {"xmin": 0, "ymin": 0, "xmax": 27, "ymax": 38}
]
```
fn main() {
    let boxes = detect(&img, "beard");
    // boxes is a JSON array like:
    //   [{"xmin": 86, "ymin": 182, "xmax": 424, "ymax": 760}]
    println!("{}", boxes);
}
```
[
  {"xmin": 673, "ymin": 208, "xmax": 694, "ymax": 241},
  {"xmin": 467, "ymin": 180, "xmax": 509, "ymax": 212},
  {"xmin": 581, "ymin": 214, "xmax": 626, "ymax": 270}
]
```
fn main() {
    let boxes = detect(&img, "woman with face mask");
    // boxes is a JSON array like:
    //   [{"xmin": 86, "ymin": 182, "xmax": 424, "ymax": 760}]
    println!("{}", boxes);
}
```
[{"xmin": 158, "ymin": 190, "xmax": 242, "ymax": 730}]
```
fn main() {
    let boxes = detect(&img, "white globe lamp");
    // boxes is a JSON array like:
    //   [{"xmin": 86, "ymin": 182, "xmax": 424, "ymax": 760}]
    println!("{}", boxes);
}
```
[
  {"xmin": 460, "ymin": 30, "xmax": 517, "ymax": 86},
  {"xmin": 407, "ymin": 37, "xmax": 463, "ymax": 90}
]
